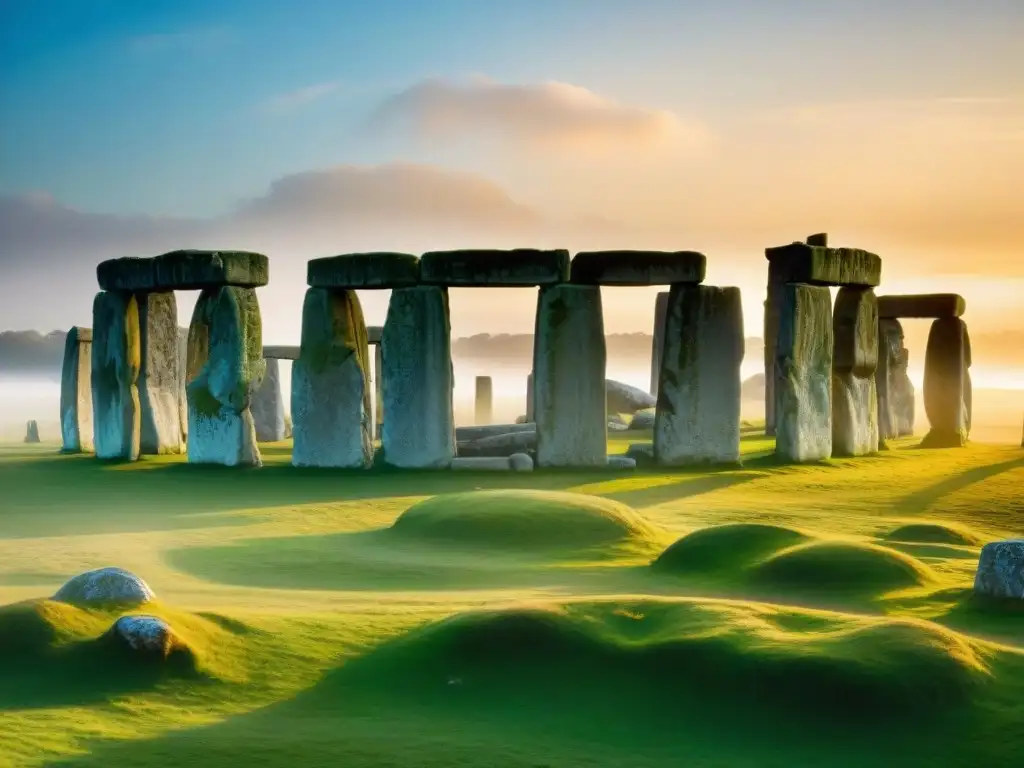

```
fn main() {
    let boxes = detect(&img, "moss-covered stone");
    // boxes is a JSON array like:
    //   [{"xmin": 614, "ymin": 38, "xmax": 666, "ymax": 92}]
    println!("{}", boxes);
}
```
[
  {"xmin": 307, "ymin": 252, "xmax": 420, "ymax": 289},
  {"xmin": 60, "ymin": 326, "xmax": 94, "ymax": 454},
  {"xmin": 90, "ymin": 291, "xmax": 141, "ymax": 460},
  {"xmin": 832, "ymin": 288, "xmax": 879, "ymax": 457},
  {"xmin": 765, "ymin": 243, "xmax": 882, "ymax": 287},
  {"xmin": 97, "ymin": 250, "xmax": 268, "ymax": 291},
  {"xmin": 421, "ymin": 249, "xmax": 570, "ymax": 286},
  {"xmin": 878, "ymin": 293, "xmax": 966, "ymax": 319},
  {"xmin": 137, "ymin": 291, "xmax": 184, "ymax": 455},
  {"xmin": 570, "ymin": 250, "xmax": 706, "ymax": 286}
]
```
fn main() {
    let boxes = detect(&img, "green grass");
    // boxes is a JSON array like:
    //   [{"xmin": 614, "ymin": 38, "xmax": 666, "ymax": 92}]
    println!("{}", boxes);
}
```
[{"xmin": 0, "ymin": 432, "xmax": 1022, "ymax": 767}]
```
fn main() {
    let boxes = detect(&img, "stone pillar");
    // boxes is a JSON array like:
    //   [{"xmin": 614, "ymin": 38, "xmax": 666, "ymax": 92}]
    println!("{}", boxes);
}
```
[
  {"xmin": 533, "ymin": 284, "xmax": 607, "ymax": 467},
  {"xmin": 374, "ymin": 343, "xmax": 384, "ymax": 438},
  {"xmin": 91, "ymin": 291, "xmax": 141, "ymax": 461},
  {"xmin": 60, "ymin": 326, "xmax": 93, "ymax": 453},
  {"xmin": 650, "ymin": 291, "xmax": 669, "ymax": 397},
  {"xmin": 251, "ymin": 357, "xmax": 288, "ymax": 443},
  {"xmin": 475, "ymin": 376, "xmax": 493, "ymax": 425},
  {"xmin": 177, "ymin": 329, "xmax": 189, "ymax": 443},
  {"xmin": 137, "ymin": 291, "xmax": 185, "ymax": 455},
  {"xmin": 774, "ymin": 284, "xmax": 833, "ymax": 462},
  {"xmin": 654, "ymin": 285, "xmax": 744, "ymax": 465},
  {"xmin": 291, "ymin": 288, "xmax": 372, "ymax": 467},
  {"xmin": 381, "ymin": 286, "xmax": 455, "ymax": 468},
  {"xmin": 185, "ymin": 286, "xmax": 265, "ymax": 467},
  {"xmin": 763, "ymin": 264, "xmax": 786, "ymax": 436},
  {"xmin": 832, "ymin": 287, "xmax": 879, "ymax": 456},
  {"xmin": 877, "ymin": 319, "xmax": 915, "ymax": 440},
  {"xmin": 526, "ymin": 371, "xmax": 535, "ymax": 422},
  {"xmin": 922, "ymin": 317, "xmax": 970, "ymax": 448}
]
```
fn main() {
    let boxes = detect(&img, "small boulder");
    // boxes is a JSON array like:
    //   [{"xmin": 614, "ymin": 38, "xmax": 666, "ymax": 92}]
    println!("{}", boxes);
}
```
[
  {"xmin": 509, "ymin": 452, "xmax": 534, "ymax": 471},
  {"xmin": 24, "ymin": 420, "xmax": 40, "ymax": 443},
  {"xmin": 608, "ymin": 421, "xmax": 630, "ymax": 432},
  {"xmin": 974, "ymin": 540, "xmax": 1024, "ymax": 599},
  {"xmin": 105, "ymin": 615, "xmax": 178, "ymax": 658},
  {"xmin": 53, "ymin": 567, "xmax": 155, "ymax": 606},
  {"xmin": 629, "ymin": 409, "xmax": 656, "ymax": 430},
  {"xmin": 608, "ymin": 456, "xmax": 637, "ymax": 470},
  {"xmin": 606, "ymin": 379, "xmax": 656, "ymax": 414}
]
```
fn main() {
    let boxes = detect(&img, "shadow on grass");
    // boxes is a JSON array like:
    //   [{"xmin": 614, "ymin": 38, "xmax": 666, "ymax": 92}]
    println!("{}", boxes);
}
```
[
  {"xmin": 933, "ymin": 588, "xmax": 1024, "ymax": 646},
  {"xmin": 895, "ymin": 455, "xmax": 1024, "ymax": 517},
  {"xmin": 603, "ymin": 472, "xmax": 762, "ymax": 508}
]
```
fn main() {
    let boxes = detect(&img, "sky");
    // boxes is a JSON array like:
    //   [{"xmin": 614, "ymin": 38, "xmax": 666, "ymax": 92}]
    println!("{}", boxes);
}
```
[{"xmin": 1, "ymin": 0, "xmax": 1023, "ymax": 352}]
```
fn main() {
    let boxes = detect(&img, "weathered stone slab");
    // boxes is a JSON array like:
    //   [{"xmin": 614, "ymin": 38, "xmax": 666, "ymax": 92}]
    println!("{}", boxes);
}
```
[
  {"xmin": 650, "ymin": 291, "xmax": 669, "ymax": 396},
  {"xmin": 607, "ymin": 379, "xmax": 656, "ymax": 414},
  {"xmin": 974, "ymin": 540, "xmax": 1024, "ymax": 599},
  {"xmin": 263, "ymin": 345, "xmax": 299, "ymax": 360},
  {"xmin": 764, "ymin": 243, "xmax": 882, "ymax": 287},
  {"xmin": 878, "ymin": 293, "xmax": 966, "ymax": 319},
  {"xmin": 381, "ymin": 286, "xmax": 455, "ymax": 468},
  {"xmin": 832, "ymin": 288, "xmax": 879, "ymax": 456},
  {"xmin": 533, "ymin": 284, "xmax": 607, "ymax": 467},
  {"xmin": 570, "ymin": 251, "xmax": 706, "ymax": 286},
  {"xmin": 475, "ymin": 375, "xmax": 493, "ymax": 425},
  {"xmin": 307, "ymin": 252, "xmax": 420, "ymax": 289},
  {"xmin": 60, "ymin": 326, "xmax": 94, "ymax": 453},
  {"xmin": 774, "ymin": 284, "xmax": 833, "ymax": 462},
  {"xmin": 457, "ymin": 429, "xmax": 536, "ymax": 457},
  {"xmin": 186, "ymin": 286, "xmax": 266, "ymax": 466},
  {"xmin": 608, "ymin": 456, "xmax": 637, "ymax": 470},
  {"xmin": 91, "ymin": 291, "xmax": 141, "ymax": 460},
  {"xmin": 450, "ymin": 456, "xmax": 516, "ymax": 471},
  {"xmin": 654, "ymin": 285, "xmax": 744, "ymax": 465},
  {"xmin": 421, "ymin": 249, "xmax": 569, "ymax": 287},
  {"xmin": 291, "ymin": 288, "xmax": 371, "ymax": 467},
  {"xmin": 455, "ymin": 422, "xmax": 536, "ymax": 442},
  {"xmin": 97, "ymin": 250, "xmax": 268, "ymax": 291},
  {"xmin": 877, "ymin": 319, "xmax": 915, "ymax": 440},
  {"xmin": 137, "ymin": 291, "xmax": 184, "ymax": 455},
  {"xmin": 921, "ymin": 317, "xmax": 970, "ymax": 448},
  {"xmin": 251, "ymin": 357, "xmax": 288, "ymax": 442}
]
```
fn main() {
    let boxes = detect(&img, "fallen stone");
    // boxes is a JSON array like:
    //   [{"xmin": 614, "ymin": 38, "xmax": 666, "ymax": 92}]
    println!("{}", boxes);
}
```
[
  {"xmin": 509, "ymin": 452, "xmax": 534, "ymax": 471},
  {"xmin": 607, "ymin": 379, "xmax": 656, "ymax": 414},
  {"xmin": 608, "ymin": 413, "xmax": 629, "ymax": 426},
  {"xmin": 457, "ymin": 429, "xmax": 536, "ymax": 457},
  {"xmin": 608, "ymin": 421, "xmax": 630, "ymax": 432},
  {"xmin": 307, "ymin": 252, "xmax": 420, "ymax": 289},
  {"xmin": 186, "ymin": 286, "xmax": 266, "ymax": 467},
  {"xmin": 832, "ymin": 287, "xmax": 879, "ymax": 457},
  {"xmin": 534, "ymin": 284, "xmax": 608, "ymax": 467},
  {"xmin": 97, "ymin": 250, "xmax": 269, "ymax": 291},
  {"xmin": 53, "ymin": 566, "xmax": 154, "ymax": 606},
  {"xmin": 608, "ymin": 455, "xmax": 637, "ymax": 470},
  {"xmin": 381, "ymin": 286, "xmax": 455, "ymax": 468},
  {"xmin": 775, "ymin": 283, "xmax": 833, "ymax": 462},
  {"xmin": 764, "ymin": 242, "xmax": 882, "ymax": 287},
  {"xmin": 137, "ymin": 291, "xmax": 185, "ymax": 455},
  {"xmin": 629, "ymin": 408, "xmax": 656, "ymax": 430},
  {"xmin": 450, "ymin": 456, "xmax": 515, "ymax": 471},
  {"xmin": 421, "ymin": 249, "xmax": 570, "ymax": 287},
  {"xmin": 263, "ymin": 345, "xmax": 299, "ymax": 360},
  {"xmin": 104, "ymin": 614, "xmax": 181, "ymax": 659},
  {"xmin": 92, "ymin": 290, "xmax": 142, "ymax": 461},
  {"xmin": 475, "ymin": 375, "xmax": 493, "ymax": 425},
  {"xmin": 570, "ymin": 251, "xmax": 706, "ymax": 286},
  {"xmin": 921, "ymin": 317, "xmax": 970, "ymax": 448},
  {"xmin": 878, "ymin": 293, "xmax": 966, "ymax": 319},
  {"xmin": 654, "ymin": 285, "xmax": 745, "ymax": 465},
  {"xmin": 973, "ymin": 540, "xmax": 1024, "ymax": 599},
  {"xmin": 251, "ymin": 357, "xmax": 288, "ymax": 442},
  {"xmin": 291, "ymin": 288, "xmax": 372, "ymax": 467},
  {"xmin": 650, "ymin": 291, "xmax": 669, "ymax": 397},
  {"xmin": 60, "ymin": 326, "xmax": 94, "ymax": 453},
  {"xmin": 455, "ymin": 422, "xmax": 535, "ymax": 442},
  {"xmin": 24, "ymin": 420, "xmax": 40, "ymax": 443}
]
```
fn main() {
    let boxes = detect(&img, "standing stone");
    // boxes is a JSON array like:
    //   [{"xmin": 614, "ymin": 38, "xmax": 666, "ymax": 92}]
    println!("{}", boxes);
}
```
[
  {"xmin": 137, "ymin": 291, "xmax": 184, "ymax": 455},
  {"xmin": 775, "ymin": 284, "xmax": 833, "ymax": 462},
  {"xmin": 177, "ymin": 328, "xmax": 189, "ymax": 443},
  {"xmin": 24, "ymin": 420, "xmax": 40, "ymax": 443},
  {"xmin": 526, "ymin": 371, "xmax": 535, "ymax": 423},
  {"xmin": 475, "ymin": 376, "xmax": 493, "ymax": 425},
  {"xmin": 832, "ymin": 287, "xmax": 879, "ymax": 456},
  {"xmin": 533, "ymin": 284, "xmax": 607, "ymax": 467},
  {"xmin": 381, "ymin": 286, "xmax": 454, "ymax": 468},
  {"xmin": 186, "ymin": 286, "xmax": 265, "ymax": 467},
  {"xmin": 878, "ymin": 319, "xmax": 915, "ymax": 439},
  {"xmin": 974, "ymin": 540, "xmax": 1024, "ymax": 599},
  {"xmin": 251, "ymin": 357, "xmax": 288, "ymax": 443},
  {"xmin": 921, "ymin": 317, "xmax": 970, "ymax": 448},
  {"xmin": 650, "ymin": 291, "xmax": 669, "ymax": 397},
  {"xmin": 374, "ymin": 343, "xmax": 384, "ymax": 439},
  {"xmin": 654, "ymin": 285, "xmax": 744, "ymax": 465},
  {"xmin": 291, "ymin": 288, "xmax": 372, "ymax": 467},
  {"xmin": 60, "ymin": 327, "xmax": 94, "ymax": 453},
  {"xmin": 91, "ymin": 290, "xmax": 141, "ymax": 461}
]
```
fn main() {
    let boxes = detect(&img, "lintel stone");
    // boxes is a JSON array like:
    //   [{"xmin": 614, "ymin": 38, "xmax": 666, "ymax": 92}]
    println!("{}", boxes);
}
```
[
  {"xmin": 420, "ymin": 249, "xmax": 569, "ymax": 287},
  {"xmin": 367, "ymin": 325, "xmax": 382, "ymax": 344},
  {"xmin": 878, "ymin": 293, "xmax": 965, "ymax": 319},
  {"xmin": 263, "ymin": 345, "xmax": 300, "ymax": 360},
  {"xmin": 569, "ymin": 250, "xmax": 706, "ymax": 286},
  {"xmin": 765, "ymin": 243, "xmax": 881, "ymax": 287},
  {"xmin": 307, "ymin": 252, "xmax": 420, "ymax": 289},
  {"xmin": 97, "ymin": 250, "xmax": 269, "ymax": 291}
]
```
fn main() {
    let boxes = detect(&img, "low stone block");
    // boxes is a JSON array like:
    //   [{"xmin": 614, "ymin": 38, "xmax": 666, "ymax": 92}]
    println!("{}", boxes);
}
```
[
  {"xmin": 186, "ymin": 286, "xmax": 266, "ymax": 467},
  {"xmin": 974, "ymin": 540, "xmax": 1024, "ymax": 599},
  {"xmin": 832, "ymin": 287, "xmax": 879, "ymax": 457},
  {"xmin": 570, "ymin": 251, "xmax": 706, "ymax": 286},
  {"xmin": 381, "ymin": 286, "xmax": 455, "ymax": 468},
  {"xmin": 765, "ymin": 243, "xmax": 882, "ymax": 287},
  {"xmin": 457, "ymin": 429, "xmax": 536, "ymax": 458},
  {"xmin": 650, "ymin": 291, "xmax": 669, "ymax": 396},
  {"xmin": 774, "ymin": 284, "xmax": 833, "ymax": 462},
  {"xmin": 450, "ymin": 456, "xmax": 514, "ymax": 471},
  {"xmin": 878, "ymin": 293, "xmax": 966, "ymax": 319},
  {"xmin": 475, "ymin": 375, "xmax": 493, "ymax": 425},
  {"xmin": 509, "ymin": 452, "xmax": 535, "ymax": 471},
  {"xmin": 91, "ymin": 290, "xmax": 141, "ymax": 460},
  {"xmin": 533, "ymin": 284, "xmax": 607, "ymax": 467},
  {"xmin": 654, "ymin": 285, "xmax": 744, "ymax": 465},
  {"xmin": 263, "ymin": 345, "xmax": 299, "ymax": 360},
  {"xmin": 291, "ymin": 288, "xmax": 372, "ymax": 467},
  {"xmin": 421, "ymin": 249, "xmax": 570, "ymax": 287},
  {"xmin": 307, "ymin": 252, "xmax": 420, "ymax": 289},
  {"xmin": 608, "ymin": 456, "xmax": 637, "ymax": 470},
  {"xmin": 137, "ymin": 291, "xmax": 185, "ymax": 455},
  {"xmin": 97, "ymin": 250, "xmax": 269, "ymax": 291},
  {"xmin": 455, "ymin": 422, "xmax": 535, "ymax": 442},
  {"xmin": 60, "ymin": 326, "xmax": 94, "ymax": 453},
  {"xmin": 921, "ymin": 317, "xmax": 970, "ymax": 448},
  {"xmin": 251, "ymin": 357, "xmax": 288, "ymax": 442}
]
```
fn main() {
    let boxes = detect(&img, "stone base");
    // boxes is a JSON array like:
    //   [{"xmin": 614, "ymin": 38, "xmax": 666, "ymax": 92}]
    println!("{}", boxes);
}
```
[
  {"xmin": 919, "ymin": 428, "xmax": 968, "ymax": 449},
  {"xmin": 187, "ymin": 406, "xmax": 261, "ymax": 466},
  {"xmin": 832, "ymin": 374, "xmax": 879, "ymax": 456}
]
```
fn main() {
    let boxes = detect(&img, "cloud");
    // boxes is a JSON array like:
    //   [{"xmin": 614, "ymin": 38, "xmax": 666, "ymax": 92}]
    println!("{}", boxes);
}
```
[
  {"xmin": 127, "ymin": 28, "xmax": 232, "ymax": 54},
  {"xmin": 366, "ymin": 77, "xmax": 710, "ymax": 153},
  {"xmin": 262, "ymin": 83, "xmax": 339, "ymax": 114}
]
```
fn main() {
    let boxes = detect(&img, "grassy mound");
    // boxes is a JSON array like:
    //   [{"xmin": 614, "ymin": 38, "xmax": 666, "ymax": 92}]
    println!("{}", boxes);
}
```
[
  {"xmin": 750, "ymin": 541, "xmax": 936, "ymax": 597},
  {"xmin": 652, "ymin": 523, "xmax": 810, "ymax": 575},
  {"xmin": 389, "ymin": 490, "xmax": 664, "ymax": 552},
  {"xmin": 882, "ymin": 522, "xmax": 984, "ymax": 547}
]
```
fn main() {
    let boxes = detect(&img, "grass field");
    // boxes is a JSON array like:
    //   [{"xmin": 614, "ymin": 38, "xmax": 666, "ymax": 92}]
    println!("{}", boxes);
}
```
[{"xmin": 1, "ymin": 429, "xmax": 1022, "ymax": 767}]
